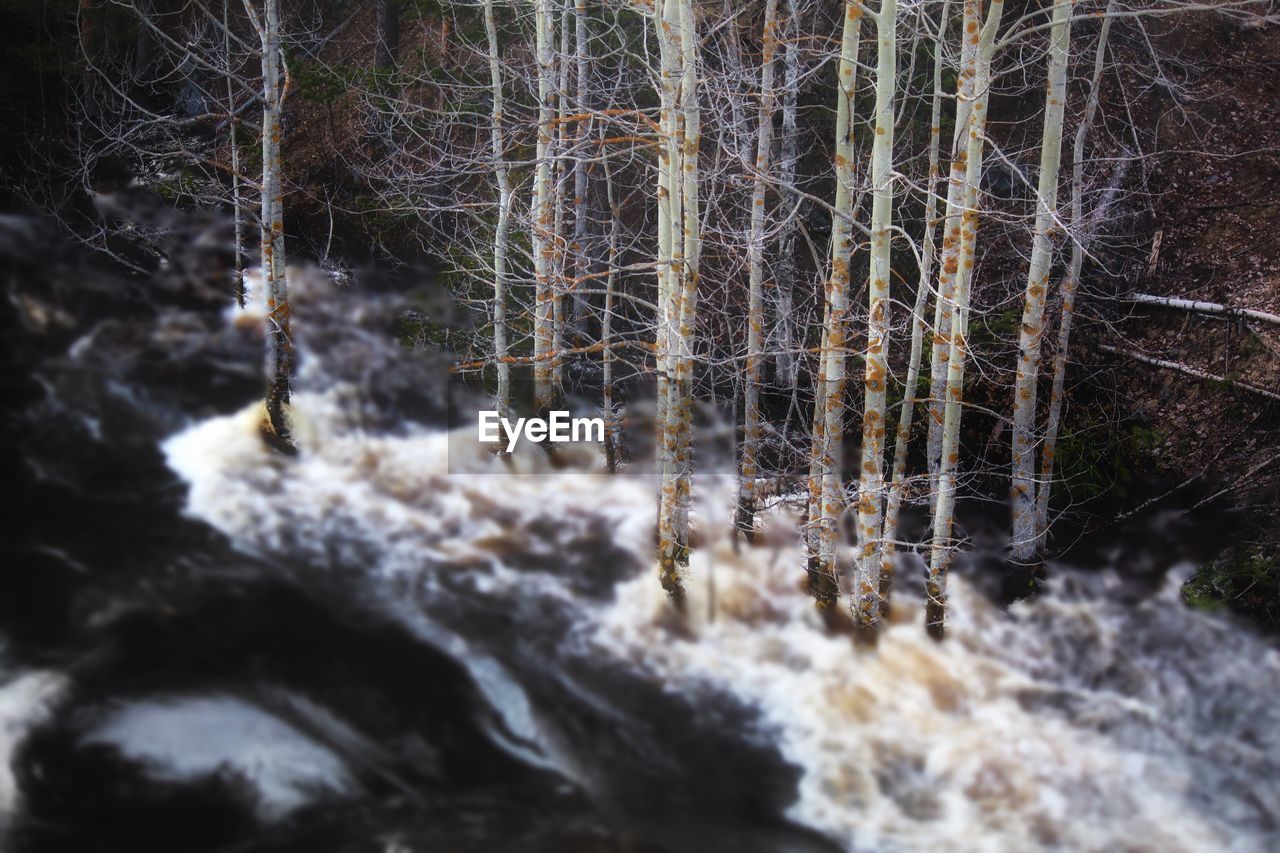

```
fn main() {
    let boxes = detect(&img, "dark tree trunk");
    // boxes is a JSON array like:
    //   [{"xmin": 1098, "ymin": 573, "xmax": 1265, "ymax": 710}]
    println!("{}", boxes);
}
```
[{"xmin": 375, "ymin": 0, "xmax": 401, "ymax": 71}]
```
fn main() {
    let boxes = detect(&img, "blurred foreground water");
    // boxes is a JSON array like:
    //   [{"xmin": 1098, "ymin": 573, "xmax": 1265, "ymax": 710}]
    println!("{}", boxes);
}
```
[{"xmin": 1, "ymin": 216, "xmax": 1278, "ymax": 852}]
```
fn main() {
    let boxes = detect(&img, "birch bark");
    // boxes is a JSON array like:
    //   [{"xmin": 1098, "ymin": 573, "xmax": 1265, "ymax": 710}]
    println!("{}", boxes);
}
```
[
  {"xmin": 880, "ymin": 0, "xmax": 952, "ymax": 612},
  {"xmin": 532, "ymin": 0, "xmax": 557, "ymax": 413},
  {"xmin": 1010, "ymin": 0, "xmax": 1074, "ymax": 564},
  {"xmin": 247, "ymin": 0, "xmax": 292, "ymax": 445},
  {"xmin": 669, "ymin": 0, "xmax": 701, "ymax": 580},
  {"xmin": 926, "ymin": 0, "xmax": 1005, "ymax": 639},
  {"xmin": 806, "ymin": 1, "xmax": 862, "ymax": 611},
  {"xmin": 1038, "ymin": 0, "xmax": 1115, "ymax": 541},
  {"xmin": 736, "ymin": 0, "xmax": 780, "ymax": 542},
  {"xmin": 483, "ymin": 0, "xmax": 512, "ymax": 420},
  {"xmin": 654, "ymin": 0, "xmax": 687, "ymax": 603},
  {"xmin": 853, "ymin": 0, "xmax": 899, "ymax": 629},
  {"xmin": 925, "ymin": 0, "xmax": 982, "ymax": 482}
]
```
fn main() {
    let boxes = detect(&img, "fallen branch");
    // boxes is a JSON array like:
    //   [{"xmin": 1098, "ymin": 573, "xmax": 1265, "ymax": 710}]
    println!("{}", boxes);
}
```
[
  {"xmin": 1100, "ymin": 344, "xmax": 1280, "ymax": 403},
  {"xmin": 1123, "ymin": 293, "xmax": 1280, "ymax": 328},
  {"xmin": 1192, "ymin": 450, "xmax": 1280, "ymax": 509}
]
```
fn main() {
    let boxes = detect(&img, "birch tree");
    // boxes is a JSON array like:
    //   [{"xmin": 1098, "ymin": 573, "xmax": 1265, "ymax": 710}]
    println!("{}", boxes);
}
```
[
  {"xmin": 736, "ymin": 0, "xmax": 781, "ymax": 543},
  {"xmin": 225, "ymin": 0, "xmax": 246, "ymax": 309},
  {"xmin": 880, "ymin": 0, "xmax": 953, "ymax": 616},
  {"xmin": 924, "ymin": 0, "xmax": 983, "ymax": 483},
  {"xmin": 805, "ymin": 0, "xmax": 862, "ymax": 612},
  {"xmin": 852, "ymin": 0, "xmax": 899, "ymax": 630},
  {"xmin": 1009, "ymin": 0, "xmax": 1074, "ymax": 566},
  {"xmin": 244, "ymin": 0, "xmax": 293, "ymax": 447},
  {"xmin": 532, "ymin": 0, "xmax": 559, "ymax": 414},
  {"xmin": 483, "ymin": 0, "xmax": 512, "ymax": 421},
  {"xmin": 1036, "ymin": 0, "xmax": 1117, "ymax": 541},
  {"xmin": 669, "ymin": 0, "xmax": 702, "ymax": 597},
  {"xmin": 926, "ymin": 0, "xmax": 1005, "ymax": 639},
  {"xmin": 653, "ymin": 0, "xmax": 701, "ymax": 604}
]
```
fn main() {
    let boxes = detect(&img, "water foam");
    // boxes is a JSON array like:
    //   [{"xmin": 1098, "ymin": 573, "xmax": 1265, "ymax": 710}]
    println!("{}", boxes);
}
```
[{"xmin": 160, "ymin": 312, "xmax": 1280, "ymax": 851}]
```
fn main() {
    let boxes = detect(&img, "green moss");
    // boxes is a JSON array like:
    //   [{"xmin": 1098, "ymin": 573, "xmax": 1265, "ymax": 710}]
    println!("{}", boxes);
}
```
[
  {"xmin": 1055, "ymin": 418, "xmax": 1162, "ymax": 502},
  {"xmin": 969, "ymin": 305, "xmax": 1021, "ymax": 348},
  {"xmin": 1183, "ymin": 550, "xmax": 1280, "ymax": 628}
]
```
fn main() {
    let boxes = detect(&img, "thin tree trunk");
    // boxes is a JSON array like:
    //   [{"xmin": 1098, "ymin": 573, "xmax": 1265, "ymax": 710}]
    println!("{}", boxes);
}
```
[
  {"xmin": 925, "ymin": 0, "xmax": 982, "ymax": 483},
  {"xmin": 552, "ymin": 2, "xmax": 571, "ymax": 391},
  {"xmin": 926, "ymin": 0, "xmax": 1005, "ymax": 639},
  {"xmin": 247, "ymin": 0, "xmax": 293, "ymax": 447},
  {"xmin": 736, "ymin": 0, "xmax": 780, "ymax": 542},
  {"xmin": 772, "ymin": 0, "xmax": 803, "ymax": 392},
  {"xmin": 806, "ymin": 1, "xmax": 863, "ymax": 612},
  {"xmin": 570, "ymin": 0, "xmax": 592, "ymax": 331},
  {"xmin": 1036, "ymin": 0, "xmax": 1116, "ymax": 543},
  {"xmin": 880, "ymin": 0, "xmax": 952, "ymax": 614},
  {"xmin": 669, "ymin": 0, "xmax": 701, "ymax": 579},
  {"xmin": 805, "ymin": 307, "xmax": 834, "ymax": 604},
  {"xmin": 1010, "ymin": 0, "xmax": 1073, "ymax": 564},
  {"xmin": 483, "ymin": 0, "xmax": 512, "ymax": 421},
  {"xmin": 654, "ymin": 0, "xmax": 685, "ymax": 604},
  {"xmin": 600, "ymin": 125, "xmax": 620, "ymax": 473},
  {"xmin": 225, "ymin": 0, "xmax": 245, "ymax": 308},
  {"xmin": 375, "ymin": 0, "xmax": 400, "ymax": 71},
  {"xmin": 532, "ymin": 0, "xmax": 558, "ymax": 414},
  {"xmin": 852, "ymin": 0, "xmax": 899, "ymax": 630}
]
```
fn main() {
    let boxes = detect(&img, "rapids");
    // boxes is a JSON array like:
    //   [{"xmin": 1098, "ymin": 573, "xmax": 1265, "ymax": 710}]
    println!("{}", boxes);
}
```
[{"xmin": 164, "ymin": 387, "xmax": 1280, "ymax": 852}]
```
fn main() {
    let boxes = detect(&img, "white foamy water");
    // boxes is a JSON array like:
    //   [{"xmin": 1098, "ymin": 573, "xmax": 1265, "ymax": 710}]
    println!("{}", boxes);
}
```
[
  {"xmin": 592, "ymin": 535, "xmax": 1279, "ymax": 852},
  {"xmin": 162, "ymin": 384, "xmax": 1280, "ymax": 852}
]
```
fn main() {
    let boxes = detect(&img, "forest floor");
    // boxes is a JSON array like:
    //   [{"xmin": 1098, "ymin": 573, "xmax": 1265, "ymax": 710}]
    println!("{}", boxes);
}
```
[
  {"xmin": 1099, "ymin": 13, "xmax": 1280, "ymax": 622},
  {"xmin": 1113, "ymin": 17, "xmax": 1279, "ymax": 516}
]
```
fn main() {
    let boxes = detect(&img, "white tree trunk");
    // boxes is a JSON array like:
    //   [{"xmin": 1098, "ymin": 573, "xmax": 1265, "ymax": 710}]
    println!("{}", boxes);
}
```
[
  {"xmin": 806, "ymin": 1, "xmax": 862, "ymax": 612},
  {"xmin": 880, "ymin": 0, "xmax": 952, "ymax": 616},
  {"xmin": 926, "ymin": 0, "xmax": 1006, "ymax": 639},
  {"xmin": 248, "ymin": 0, "xmax": 292, "ymax": 445},
  {"xmin": 1123, "ymin": 293, "xmax": 1280, "ymax": 328},
  {"xmin": 1010, "ymin": 0, "xmax": 1073, "ymax": 564},
  {"xmin": 669, "ymin": 0, "xmax": 701, "ymax": 581},
  {"xmin": 647, "ymin": 0, "xmax": 703, "ymax": 598},
  {"xmin": 737, "ymin": 0, "xmax": 780, "ymax": 542},
  {"xmin": 1100, "ymin": 346, "xmax": 1280, "ymax": 404},
  {"xmin": 924, "ymin": 0, "xmax": 982, "ymax": 483},
  {"xmin": 853, "ymin": 0, "xmax": 899, "ymax": 630},
  {"xmin": 532, "ymin": 0, "xmax": 557, "ymax": 413},
  {"xmin": 483, "ymin": 0, "xmax": 512, "ymax": 421},
  {"xmin": 1036, "ymin": 0, "xmax": 1116, "ymax": 544}
]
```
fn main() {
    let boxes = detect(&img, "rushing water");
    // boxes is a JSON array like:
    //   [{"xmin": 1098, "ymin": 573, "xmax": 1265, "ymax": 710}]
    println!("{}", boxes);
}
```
[{"xmin": 2, "ymin": 216, "xmax": 1279, "ymax": 851}]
